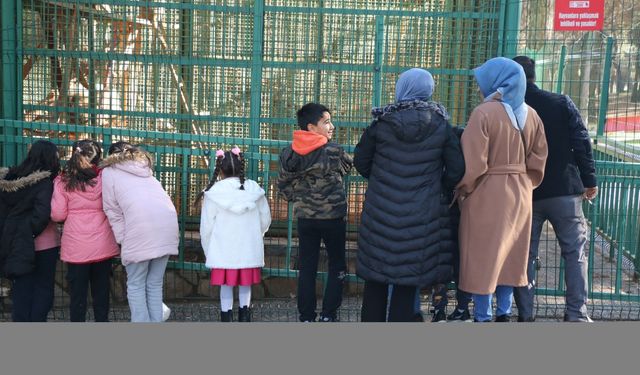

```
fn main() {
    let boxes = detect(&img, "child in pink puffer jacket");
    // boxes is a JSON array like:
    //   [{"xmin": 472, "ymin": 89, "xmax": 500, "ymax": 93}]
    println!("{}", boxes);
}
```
[{"xmin": 51, "ymin": 140, "xmax": 119, "ymax": 322}]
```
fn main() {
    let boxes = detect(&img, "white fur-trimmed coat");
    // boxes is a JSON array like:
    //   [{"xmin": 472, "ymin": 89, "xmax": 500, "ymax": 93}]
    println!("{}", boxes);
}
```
[{"xmin": 200, "ymin": 177, "xmax": 271, "ymax": 269}]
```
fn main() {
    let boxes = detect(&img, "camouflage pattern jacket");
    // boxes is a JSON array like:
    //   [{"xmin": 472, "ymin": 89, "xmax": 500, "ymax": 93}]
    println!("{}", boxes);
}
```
[{"xmin": 277, "ymin": 131, "xmax": 353, "ymax": 219}]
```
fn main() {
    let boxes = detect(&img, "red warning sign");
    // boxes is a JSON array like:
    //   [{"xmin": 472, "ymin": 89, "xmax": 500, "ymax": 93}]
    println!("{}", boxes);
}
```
[{"xmin": 554, "ymin": 0, "xmax": 605, "ymax": 31}]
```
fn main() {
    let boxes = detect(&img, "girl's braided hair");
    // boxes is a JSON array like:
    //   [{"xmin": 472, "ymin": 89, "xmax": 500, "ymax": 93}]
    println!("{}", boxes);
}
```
[{"xmin": 194, "ymin": 146, "xmax": 245, "ymax": 206}]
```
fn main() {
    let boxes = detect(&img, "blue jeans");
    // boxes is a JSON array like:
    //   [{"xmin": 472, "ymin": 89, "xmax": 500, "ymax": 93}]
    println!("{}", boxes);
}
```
[
  {"xmin": 125, "ymin": 255, "xmax": 169, "ymax": 322},
  {"xmin": 513, "ymin": 195, "xmax": 589, "ymax": 321},
  {"xmin": 473, "ymin": 285, "xmax": 513, "ymax": 322}
]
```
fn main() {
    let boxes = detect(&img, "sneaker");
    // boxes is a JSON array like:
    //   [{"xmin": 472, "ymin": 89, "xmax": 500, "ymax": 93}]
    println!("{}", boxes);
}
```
[
  {"xmin": 495, "ymin": 314, "xmax": 511, "ymax": 322},
  {"xmin": 431, "ymin": 309, "xmax": 447, "ymax": 323},
  {"xmin": 447, "ymin": 308, "xmax": 472, "ymax": 322},
  {"xmin": 318, "ymin": 315, "xmax": 338, "ymax": 322},
  {"xmin": 563, "ymin": 314, "xmax": 593, "ymax": 323}
]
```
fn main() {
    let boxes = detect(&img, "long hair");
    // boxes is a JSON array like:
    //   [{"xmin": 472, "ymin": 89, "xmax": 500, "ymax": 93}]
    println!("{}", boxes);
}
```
[
  {"xmin": 194, "ymin": 148, "xmax": 245, "ymax": 206},
  {"xmin": 61, "ymin": 140, "xmax": 102, "ymax": 192},
  {"xmin": 9, "ymin": 140, "xmax": 60, "ymax": 180}
]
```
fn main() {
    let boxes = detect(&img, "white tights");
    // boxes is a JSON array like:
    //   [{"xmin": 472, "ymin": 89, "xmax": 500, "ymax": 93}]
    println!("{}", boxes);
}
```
[{"xmin": 219, "ymin": 285, "xmax": 252, "ymax": 312}]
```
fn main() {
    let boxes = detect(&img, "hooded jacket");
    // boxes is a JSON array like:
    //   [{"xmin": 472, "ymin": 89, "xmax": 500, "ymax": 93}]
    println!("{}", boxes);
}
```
[
  {"xmin": 200, "ymin": 177, "xmax": 271, "ymax": 269},
  {"xmin": 0, "ymin": 168, "xmax": 54, "ymax": 278},
  {"xmin": 100, "ymin": 151, "xmax": 179, "ymax": 266},
  {"xmin": 354, "ymin": 100, "xmax": 465, "ymax": 286},
  {"xmin": 277, "ymin": 131, "xmax": 353, "ymax": 219},
  {"xmin": 51, "ymin": 171, "xmax": 120, "ymax": 264}
]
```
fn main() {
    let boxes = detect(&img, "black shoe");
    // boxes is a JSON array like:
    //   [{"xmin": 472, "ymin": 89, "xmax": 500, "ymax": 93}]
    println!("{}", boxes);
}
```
[
  {"xmin": 220, "ymin": 310, "xmax": 233, "ymax": 322},
  {"xmin": 447, "ymin": 308, "xmax": 473, "ymax": 322},
  {"xmin": 431, "ymin": 309, "xmax": 447, "ymax": 323},
  {"xmin": 238, "ymin": 306, "xmax": 251, "ymax": 322},
  {"xmin": 495, "ymin": 314, "xmax": 511, "ymax": 322},
  {"xmin": 517, "ymin": 316, "xmax": 535, "ymax": 322},
  {"xmin": 413, "ymin": 313, "xmax": 425, "ymax": 322}
]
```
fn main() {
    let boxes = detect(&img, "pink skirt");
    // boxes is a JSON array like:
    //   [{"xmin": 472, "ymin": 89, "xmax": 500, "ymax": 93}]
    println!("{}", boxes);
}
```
[{"xmin": 210, "ymin": 268, "xmax": 261, "ymax": 286}]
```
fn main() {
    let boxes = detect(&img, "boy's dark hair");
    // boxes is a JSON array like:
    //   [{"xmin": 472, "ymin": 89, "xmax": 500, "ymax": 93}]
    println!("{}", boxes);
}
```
[
  {"xmin": 296, "ymin": 103, "xmax": 331, "ymax": 131},
  {"xmin": 61, "ymin": 139, "xmax": 102, "ymax": 192},
  {"xmin": 513, "ymin": 56, "xmax": 536, "ymax": 82},
  {"xmin": 108, "ymin": 141, "xmax": 133, "ymax": 155},
  {"xmin": 194, "ymin": 148, "xmax": 246, "ymax": 206},
  {"xmin": 9, "ymin": 140, "xmax": 60, "ymax": 180}
]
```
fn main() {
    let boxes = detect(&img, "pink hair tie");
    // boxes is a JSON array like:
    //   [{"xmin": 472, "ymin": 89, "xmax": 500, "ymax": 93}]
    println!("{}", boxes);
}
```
[
  {"xmin": 215, "ymin": 150, "xmax": 225, "ymax": 159},
  {"xmin": 231, "ymin": 146, "xmax": 241, "ymax": 156}
]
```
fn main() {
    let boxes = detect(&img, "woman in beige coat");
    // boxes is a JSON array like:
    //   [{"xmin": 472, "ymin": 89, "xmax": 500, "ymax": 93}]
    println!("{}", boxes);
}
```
[{"xmin": 456, "ymin": 57, "xmax": 548, "ymax": 322}]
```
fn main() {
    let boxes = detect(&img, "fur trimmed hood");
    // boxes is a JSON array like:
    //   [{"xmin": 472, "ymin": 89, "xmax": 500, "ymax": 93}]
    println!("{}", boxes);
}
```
[
  {"xmin": 99, "ymin": 150, "xmax": 154, "ymax": 169},
  {"xmin": 99, "ymin": 151, "xmax": 153, "ymax": 178},
  {"xmin": 371, "ymin": 99, "xmax": 450, "ymax": 121},
  {"xmin": 0, "ymin": 168, "xmax": 52, "ymax": 193}
]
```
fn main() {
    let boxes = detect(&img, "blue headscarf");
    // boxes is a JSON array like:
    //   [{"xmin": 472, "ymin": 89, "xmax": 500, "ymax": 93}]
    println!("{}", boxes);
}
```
[
  {"xmin": 395, "ymin": 68, "xmax": 435, "ymax": 103},
  {"xmin": 473, "ymin": 57, "xmax": 528, "ymax": 130}
]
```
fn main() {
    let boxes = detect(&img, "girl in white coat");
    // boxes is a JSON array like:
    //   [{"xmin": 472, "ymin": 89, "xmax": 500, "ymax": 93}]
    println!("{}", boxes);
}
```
[{"xmin": 196, "ymin": 147, "xmax": 271, "ymax": 322}]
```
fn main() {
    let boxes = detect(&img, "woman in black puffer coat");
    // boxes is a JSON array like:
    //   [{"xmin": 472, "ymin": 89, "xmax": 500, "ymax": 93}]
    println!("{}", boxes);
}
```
[{"xmin": 354, "ymin": 68, "xmax": 465, "ymax": 322}]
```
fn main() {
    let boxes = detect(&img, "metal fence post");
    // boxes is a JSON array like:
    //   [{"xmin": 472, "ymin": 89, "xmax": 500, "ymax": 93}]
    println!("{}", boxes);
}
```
[
  {"xmin": 596, "ymin": 37, "xmax": 614, "ymax": 136},
  {"xmin": 1, "ymin": 0, "xmax": 20, "ymax": 166},
  {"xmin": 249, "ymin": 0, "xmax": 265, "ymax": 180}
]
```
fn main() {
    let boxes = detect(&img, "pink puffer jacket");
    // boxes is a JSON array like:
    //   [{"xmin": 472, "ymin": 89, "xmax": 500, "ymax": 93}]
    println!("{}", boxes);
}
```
[{"xmin": 51, "ymin": 172, "xmax": 120, "ymax": 264}]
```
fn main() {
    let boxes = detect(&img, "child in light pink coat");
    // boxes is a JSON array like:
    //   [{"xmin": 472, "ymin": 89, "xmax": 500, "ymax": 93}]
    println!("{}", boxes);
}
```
[
  {"xmin": 51, "ymin": 140, "xmax": 119, "ymax": 322},
  {"xmin": 101, "ymin": 142, "xmax": 179, "ymax": 322}
]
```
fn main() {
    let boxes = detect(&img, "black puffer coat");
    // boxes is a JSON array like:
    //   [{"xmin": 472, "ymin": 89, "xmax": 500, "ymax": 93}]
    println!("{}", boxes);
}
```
[
  {"xmin": 0, "ymin": 168, "xmax": 53, "ymax": 278},
  {"xmin": 354, "ymin": 100, "xmax": 465, "ymax": 286}
]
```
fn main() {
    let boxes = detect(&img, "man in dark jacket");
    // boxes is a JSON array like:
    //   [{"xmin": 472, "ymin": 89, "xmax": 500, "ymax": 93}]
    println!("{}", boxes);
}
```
[
  {"xmin": 513, "ymin": 56, "xmax": 598, "ymax": 323},
  {"xmin": 277, "ymin": 103, "xmax": 353, "ymax": 322}
]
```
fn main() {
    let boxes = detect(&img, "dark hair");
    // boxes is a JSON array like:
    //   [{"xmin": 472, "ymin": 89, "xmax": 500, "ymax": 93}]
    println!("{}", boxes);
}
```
[
  {"xmin": 61, "ymin": 139, "xmax": 102, "ymax": 192},
  {"xmin": 513, "ymin": 56, "xmax": 535, "ymax": 82},
  {"xmin": 194, "ymin": 148, "xmax": 245, "ymax": 206},
  {"xmin": 108, "ymin": 141, "xmax": 132, "ymax": 155},
  {"xmin": 296, "ymin": 103, "xmax": 331, "ymax": 131},
  {"xmin": 9, "ymin": 140, "xmax": 60, "ymax": 180}
]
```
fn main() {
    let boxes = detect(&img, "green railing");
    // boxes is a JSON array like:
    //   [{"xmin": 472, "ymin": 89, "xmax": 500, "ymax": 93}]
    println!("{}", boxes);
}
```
[{"xmin": 2, "ymin": 118, "xmax": 639, "ymax": 304}]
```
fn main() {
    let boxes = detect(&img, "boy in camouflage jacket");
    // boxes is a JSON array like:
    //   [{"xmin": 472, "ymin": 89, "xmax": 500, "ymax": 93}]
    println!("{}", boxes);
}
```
[{"xmin": 277, "ymin": 103, "xmax": 353, "ymax": 322}]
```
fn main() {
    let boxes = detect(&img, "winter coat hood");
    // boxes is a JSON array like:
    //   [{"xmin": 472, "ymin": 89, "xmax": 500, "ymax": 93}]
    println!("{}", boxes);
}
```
[
  {"xmin": 0, "ymin": 168, "xmax": 51, "ymax": 193},
  {"xmin": 205, "ymin": 177, "xmax": 267, "ymax": 215},
  {"xmin": 99, "ymin": 151, "xmax": 153, "ymax": 177},
  {"xmin": 371, "ymin": 100, "xmax": 450, "ymax": 143},
  {"xmin": 291, "ymin": 130, "xmax": 329, "ymax": 156}
]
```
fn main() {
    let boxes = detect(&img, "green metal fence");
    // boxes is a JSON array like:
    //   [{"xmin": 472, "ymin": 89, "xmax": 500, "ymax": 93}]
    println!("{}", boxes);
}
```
[{"xmin": 1, "ymin": 0, "xmax": 639, "ymax": 321}]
